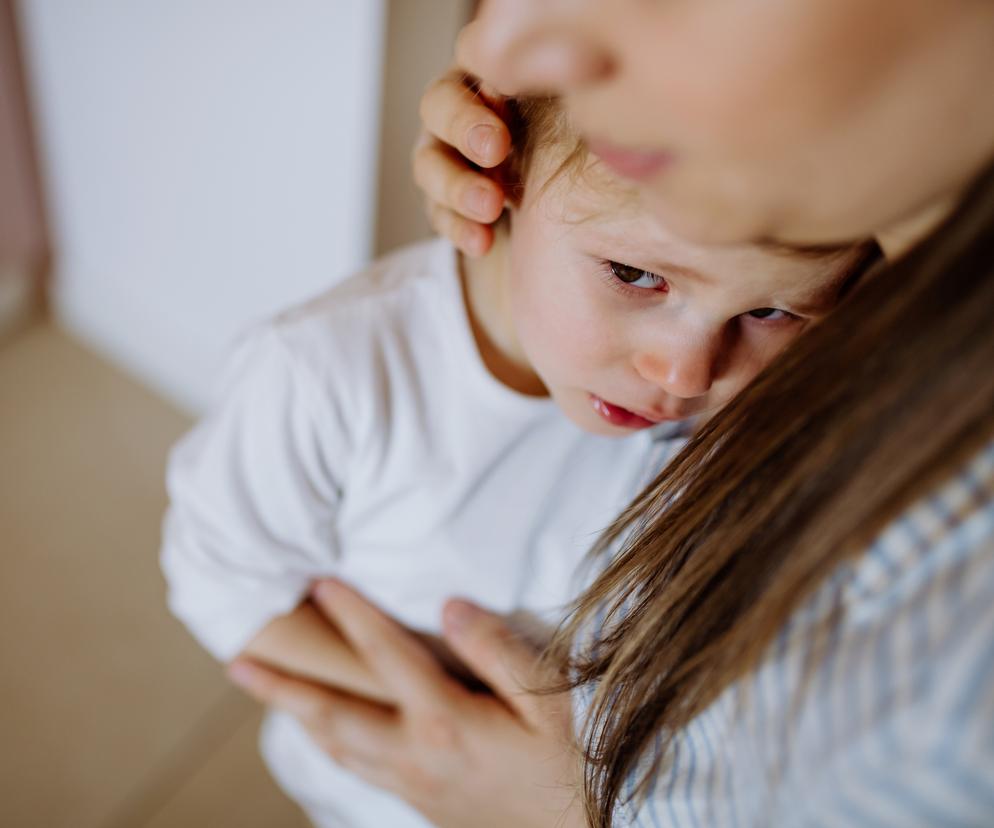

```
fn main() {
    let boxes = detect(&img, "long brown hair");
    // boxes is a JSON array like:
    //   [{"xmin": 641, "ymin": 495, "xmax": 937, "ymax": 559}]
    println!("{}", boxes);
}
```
[{"xmin": 551, "ymin": 159, "xmax": 994, "ymax": 827}]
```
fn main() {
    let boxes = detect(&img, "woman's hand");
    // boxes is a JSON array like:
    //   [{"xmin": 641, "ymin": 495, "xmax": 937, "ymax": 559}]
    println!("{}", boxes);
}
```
[
  {"xmin": 228, "ymin": 580, "xmax": 585, "ymax": 828},
  {"xmin": 235, "ymin": 599, "xmax": 395, "ymax": 706},
  {"xmin": 413, "ymin": 69, "xmax": 511, "ymax": 258}
]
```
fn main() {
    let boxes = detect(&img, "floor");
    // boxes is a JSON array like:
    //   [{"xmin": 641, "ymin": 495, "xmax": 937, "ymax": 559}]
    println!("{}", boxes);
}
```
[{"xmin": 0, "ymin": 321, "xmax": 311, "ymax": 828}]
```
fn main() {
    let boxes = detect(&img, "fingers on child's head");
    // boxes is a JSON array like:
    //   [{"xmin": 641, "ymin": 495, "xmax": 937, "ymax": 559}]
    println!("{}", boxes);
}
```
[
  {"xmin": 421, "ymin": 71, "xmax": 510, "ymax": 168},
  {"xmin": 429, "ymin": 204, "xmax": 495, "ymax": 257},
  {"xmin": 413, "ymin": 139, "xmax": 504, "ymax": 224}
]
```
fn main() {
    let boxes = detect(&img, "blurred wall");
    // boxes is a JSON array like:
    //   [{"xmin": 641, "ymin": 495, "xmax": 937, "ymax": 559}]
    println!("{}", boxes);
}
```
[
  {"xmin": 0, "ymin": 1, "xmax": 45, "ymax": 270},
  {"xmin": 374, "ymin": 0, "xmax": 471, "ymax": 255},
  {"xmin": 17, "ymin": 1, "xmax": 387, "ymax": 413},
  {"xmin": 0, "ymin": 0, "xmax": 46, "ymax": 336}
]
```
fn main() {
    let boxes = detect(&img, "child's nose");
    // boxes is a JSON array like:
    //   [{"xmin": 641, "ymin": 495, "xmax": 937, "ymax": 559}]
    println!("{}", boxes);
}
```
[{"xmin": 633, "ymin": 337, "xmax": 722, "ymax": 399}]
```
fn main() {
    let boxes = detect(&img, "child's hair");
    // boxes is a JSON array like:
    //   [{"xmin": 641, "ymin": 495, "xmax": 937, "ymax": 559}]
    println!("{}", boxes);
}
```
[
  {"xmin": 504, "ymin": 95, "xmax": 590, "ymax": 204},
  {"xmin": 546, "ymin": 154, "xmax": 994, "ymax": 828},
  {"xmin": 505, "ymin": 94, "xmax": 882, "ymax": 293}
]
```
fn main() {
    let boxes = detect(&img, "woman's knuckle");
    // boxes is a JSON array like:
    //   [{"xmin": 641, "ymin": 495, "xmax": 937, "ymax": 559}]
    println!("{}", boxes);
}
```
[
  {"xmin": 446, "ymin": 107, "xmax": 473, "ymax": 149},
  {"xmin": 428, "ymin": 204, "xmax": 452, "ymax": 236},
  {"xmin": 395, "ymin": 756, "xmax": 445, "ymax": 798},
  {"xmin": 447, "ymin": 176, "xmax": 476, "ymax": 209},
  {"xmin": 417, "ymin": 83, "xmax": 438, "ymax": 121},
  {"xmin": 416, "ymin": 711, "xmax": 460, "ymax": 750},
  {"xmin": 312, "ymin": 730, "xmax": 345, "ymax": 761},
  {"xmin": 419, "ymin": 75, "xmax": 450, "ymax": 121},
  {"xmin": 305, "ymin": 698, "xmax": 337, "ymax": 731},
  {"xmin": 411, "ymin": 144, "xmax": 434, "ymax": 188},
  {"xmin": 459, "ymin": 221, "xmax": 485, "ymax": 255}
]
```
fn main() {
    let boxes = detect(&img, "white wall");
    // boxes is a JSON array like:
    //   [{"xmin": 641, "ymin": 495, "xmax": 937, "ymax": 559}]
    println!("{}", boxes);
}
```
[{"xmin": 18, "ymin": 0, "xmax": 386, "ymax": 413}]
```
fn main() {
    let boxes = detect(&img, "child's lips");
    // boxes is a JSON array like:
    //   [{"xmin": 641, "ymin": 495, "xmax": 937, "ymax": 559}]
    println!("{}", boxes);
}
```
[{"xmin": 590, "ymin": 395, "xmax": 676, "ymax": 429}]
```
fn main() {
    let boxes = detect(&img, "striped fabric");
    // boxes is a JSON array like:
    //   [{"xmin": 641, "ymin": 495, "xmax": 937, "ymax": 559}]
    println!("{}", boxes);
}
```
[{"xmin": 579, "ymin": 437, "xmax": 994, "ymax": 827}]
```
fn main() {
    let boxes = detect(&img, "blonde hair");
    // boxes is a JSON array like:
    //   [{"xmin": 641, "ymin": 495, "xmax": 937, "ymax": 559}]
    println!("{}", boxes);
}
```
[{"xmin": 505, "ymin": 95, "xmax": 591, "ymax": 205}]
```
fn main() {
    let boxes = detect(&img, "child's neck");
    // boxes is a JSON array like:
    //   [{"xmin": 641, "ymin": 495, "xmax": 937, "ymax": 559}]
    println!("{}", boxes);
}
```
[{"xmin": 459, "ymin": 224, "xmax": 548, "ymax": 397}]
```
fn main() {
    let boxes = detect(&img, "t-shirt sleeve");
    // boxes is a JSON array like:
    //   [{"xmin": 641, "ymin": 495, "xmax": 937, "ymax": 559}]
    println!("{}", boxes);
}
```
[{"xmin": 161, "ymin": 324, "xmax": 349, "ymax": 661}]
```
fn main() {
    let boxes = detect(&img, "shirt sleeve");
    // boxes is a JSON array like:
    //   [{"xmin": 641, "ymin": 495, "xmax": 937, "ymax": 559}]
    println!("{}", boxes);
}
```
[
  {"xmin": 161, "ymin": 324, "xmax": 349, "ymax": 661},
  {"xmin": 822, "ymin": 537, "xmax": 994, "ymax": 828}
]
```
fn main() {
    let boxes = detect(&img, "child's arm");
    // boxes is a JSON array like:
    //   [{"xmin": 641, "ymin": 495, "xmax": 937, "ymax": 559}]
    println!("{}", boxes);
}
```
[
  {"xmin": 237, "ymin": 599, "xmax": 395, "ymax": 705},
  {"xmin": 162, "ymin": 328, "xmax": 360, "ymax": 675}
]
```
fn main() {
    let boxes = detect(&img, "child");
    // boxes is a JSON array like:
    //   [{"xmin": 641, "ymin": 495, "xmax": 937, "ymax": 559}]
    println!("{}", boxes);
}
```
[{"xmin": 161, "ymin": 97, "xmax": 875, "ymax": 828}]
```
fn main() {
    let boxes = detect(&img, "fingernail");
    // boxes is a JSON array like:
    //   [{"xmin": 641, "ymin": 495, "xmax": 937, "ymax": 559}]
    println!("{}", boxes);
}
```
[
  {"xmin": 444, "ymin": 599, "xmax": 482, "ymax": 634},
  {"xmin": 468, "ymin": 124, "xmax": 498, "ymax": 163},
  {"xmin": 465, "ymin": 186, "xmax": 499, "ymax": 221}
]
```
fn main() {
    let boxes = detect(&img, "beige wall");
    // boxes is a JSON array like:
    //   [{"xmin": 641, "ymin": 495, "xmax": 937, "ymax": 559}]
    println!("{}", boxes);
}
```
[
  {"xmin": 0, "ymin": 0, "xmax": 46, "ymax": 335},
  {"xmin": 374, "ymin": 0, "xmax": 472, "ymax": 256},
  {"xmin": 0, "ymin": 0, "xmax": 46, "ymax": 269},
  {"xmin": 19, "ymin": 0, "xmax": 387, "ymax": 412}
]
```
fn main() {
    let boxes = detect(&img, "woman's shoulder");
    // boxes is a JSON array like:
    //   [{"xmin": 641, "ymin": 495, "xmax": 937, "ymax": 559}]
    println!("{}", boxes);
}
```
[
  {"xmin": 623, "ymin": 438, "xmax": 994, "ymax": 827},
  {"xmin": 759, "ymin": 436, "xmax": 994, "ymax": 824},
  {"xmin": 841, "ymin": 436, "xmax": 994, "ymax": 622}
]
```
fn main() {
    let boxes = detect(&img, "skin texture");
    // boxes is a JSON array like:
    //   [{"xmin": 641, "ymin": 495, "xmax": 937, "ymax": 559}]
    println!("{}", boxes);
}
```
[
  {"xmin": 239, "ymin": 601, "xmax": 392, "ymax": 704},
  {"xmin": 439, "ymin": 0, "xmax": 994, "ymax": 253},
  {"xmin": 234, "ymin": 2, "xmax": 994, "ymax": 824},
  {"xmin": 496, "ymin": 153, "xmax": 854, "ymax": 433},
  {"xmin": 230, "ymin": 581, "xmax": 585, "ymax": 828}
]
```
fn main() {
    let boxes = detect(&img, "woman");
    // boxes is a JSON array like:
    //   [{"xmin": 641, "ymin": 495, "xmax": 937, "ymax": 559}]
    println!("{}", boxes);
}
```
[{"xmin": 229, "ymin": 2, "xmax": 994, "ymax": 825}]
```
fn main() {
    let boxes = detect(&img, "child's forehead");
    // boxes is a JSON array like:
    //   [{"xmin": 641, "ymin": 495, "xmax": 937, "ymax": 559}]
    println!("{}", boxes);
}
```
[
  {"xmin": 528, "ymin": 148, "xmax": 641, "ymax": 218},
  {"xmin": 525, "ymin": 154, "xmax": 857, "ymax": 301},
  {"xmin": 531, "ymin": 157, "xmax": 807, "ymax": 262}
]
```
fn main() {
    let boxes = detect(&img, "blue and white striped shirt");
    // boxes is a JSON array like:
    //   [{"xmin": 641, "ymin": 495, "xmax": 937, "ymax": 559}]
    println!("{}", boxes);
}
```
[{"xmin": 582, "ymin": 437, "xmax": 994, "ymax": 827}]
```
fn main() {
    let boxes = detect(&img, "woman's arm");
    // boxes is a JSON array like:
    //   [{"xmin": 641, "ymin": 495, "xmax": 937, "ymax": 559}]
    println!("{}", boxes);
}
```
[{"xmin": 229, "ymin": 580, "xmax": 585, "ymax": 828}]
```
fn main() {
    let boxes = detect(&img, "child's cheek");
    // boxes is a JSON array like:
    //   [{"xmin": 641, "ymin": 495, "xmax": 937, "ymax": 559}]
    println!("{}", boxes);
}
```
[{"xmin": 542, "ymin": 292, "xmax": 622, "ymax": 385}]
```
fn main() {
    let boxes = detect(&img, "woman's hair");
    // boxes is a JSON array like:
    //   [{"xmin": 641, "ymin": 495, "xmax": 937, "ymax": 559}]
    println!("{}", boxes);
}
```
[{"xmin": 547, "ymin": 156, "xmax": 994, "ymax": 827}]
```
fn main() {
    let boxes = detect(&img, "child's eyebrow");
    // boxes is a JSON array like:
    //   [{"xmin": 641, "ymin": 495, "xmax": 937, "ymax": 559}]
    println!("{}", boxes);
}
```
[
  {"xmin": 644, "ymin": 260, "xmax": 710, "ymax": 283},
  {"xmin": 583, "ymin": 227, "xmax": 713, "ymax": 283},
  {"xmin": 781, "ymin": 274, "xmax": 853, "ymax": 315},
  {"xmin": 784, "ymin": 295, "xmax": 841, "ymax": 315}
]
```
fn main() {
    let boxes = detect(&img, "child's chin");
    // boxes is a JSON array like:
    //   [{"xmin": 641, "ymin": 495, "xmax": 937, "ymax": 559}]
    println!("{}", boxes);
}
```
[
  {"xmin": 550, "ymin": 390, "xmax": 638, "ymax": 436},
  {"xmin": 567, "ymin": 409, "xmax": 637, "ymax": 438}
]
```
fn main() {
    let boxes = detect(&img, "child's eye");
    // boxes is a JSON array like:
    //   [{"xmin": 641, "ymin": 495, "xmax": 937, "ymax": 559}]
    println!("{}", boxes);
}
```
[
  {"xmin": 745, "ymin": 307, "xmax": 796, "ymax": 322},
  {"xmin": 609, "ymin": 261, "xmax": 666, "ymax": 290}
]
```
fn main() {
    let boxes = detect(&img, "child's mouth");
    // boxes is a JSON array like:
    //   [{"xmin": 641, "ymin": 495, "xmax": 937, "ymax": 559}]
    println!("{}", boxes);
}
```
[{"xmin": 589, "ymin": 395, "xmax": 663, "ymax": 430}]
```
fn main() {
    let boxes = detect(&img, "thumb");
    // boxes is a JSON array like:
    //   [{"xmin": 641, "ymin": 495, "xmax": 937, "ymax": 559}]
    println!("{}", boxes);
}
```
[{"xmin": 441, "ymin": 599, "xmax": 556, "ymax": 727}]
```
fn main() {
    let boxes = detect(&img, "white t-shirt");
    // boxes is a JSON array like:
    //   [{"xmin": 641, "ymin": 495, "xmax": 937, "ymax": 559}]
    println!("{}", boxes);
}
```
[{"xmin": 161, "ymin": 237, "xmax": 681, "ymax": 828}]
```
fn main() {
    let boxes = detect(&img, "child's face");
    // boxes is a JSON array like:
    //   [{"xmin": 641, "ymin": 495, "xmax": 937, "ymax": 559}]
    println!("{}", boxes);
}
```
[{"xmin": 507, "ymin": 155, "xmax": 854, "ymax": 436}]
